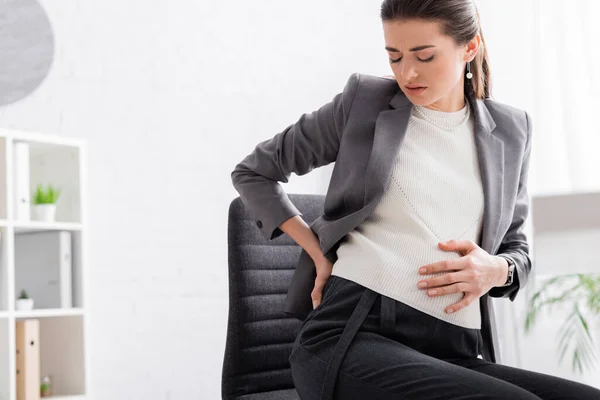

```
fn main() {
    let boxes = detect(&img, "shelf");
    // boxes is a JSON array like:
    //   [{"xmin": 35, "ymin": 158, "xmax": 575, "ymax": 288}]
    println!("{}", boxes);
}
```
[
  {"xmin": 13, "ymin": 221, "xmax": 82, "ymax": 233},
  {"xmin": 14, "ymin": 308, "xmax": 84, "ymax": 319},
  {"xmin": 14, "ymin": 230, "xmax": 84, "ymax": 310},
  {"xmin": 0, "ymin": 129, "xmax": 88, "ymax": 400},
  {"xmin": 0, "ymin": 128, "xmax": 84, "ymax": 148},
  {"xmin": 37, "ymin": 316, "xmax": 86, "ymax": 397},
  {"xmin": 13, "ymin": 141, "xmax": 82, "ymax": 224}
]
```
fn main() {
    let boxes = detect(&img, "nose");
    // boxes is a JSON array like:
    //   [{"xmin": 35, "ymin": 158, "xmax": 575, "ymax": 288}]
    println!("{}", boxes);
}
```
[{"xmin": 398, "ymin": 60, "xmax": 418, "ymax": 82}]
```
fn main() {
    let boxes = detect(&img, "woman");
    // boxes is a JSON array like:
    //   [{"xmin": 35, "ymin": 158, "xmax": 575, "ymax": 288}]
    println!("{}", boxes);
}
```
[{"xmin": 231, "ymin": 0, "xmax": 600, "ymax": 399}]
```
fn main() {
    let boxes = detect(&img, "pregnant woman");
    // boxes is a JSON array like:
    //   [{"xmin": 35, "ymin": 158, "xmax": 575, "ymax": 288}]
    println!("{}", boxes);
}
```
[{"xmin": 231, "ymin": 0, "xmax": 600, "ymax": 398}]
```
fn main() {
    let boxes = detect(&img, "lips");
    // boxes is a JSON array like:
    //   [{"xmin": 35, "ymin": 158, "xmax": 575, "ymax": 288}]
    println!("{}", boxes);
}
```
[{"xmin": 405, "ymin": 86, "xmax": 427, "ymax": 95}]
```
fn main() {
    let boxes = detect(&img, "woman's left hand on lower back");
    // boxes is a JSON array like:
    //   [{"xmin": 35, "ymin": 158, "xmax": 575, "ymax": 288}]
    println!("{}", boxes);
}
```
[{"xmin": 416, "ymin": 239, "xmax": 509, "ymax": 314}]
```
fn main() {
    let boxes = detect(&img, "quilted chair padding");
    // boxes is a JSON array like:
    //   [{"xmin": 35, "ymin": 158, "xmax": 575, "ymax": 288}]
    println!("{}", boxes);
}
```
[{"xmin": 222, "ymin": 194, "xmax": 325, "ymax": 399}]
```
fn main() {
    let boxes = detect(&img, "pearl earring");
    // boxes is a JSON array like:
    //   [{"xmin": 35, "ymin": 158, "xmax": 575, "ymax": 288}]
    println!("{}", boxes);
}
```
[{"xmin": 466, "ymin": 61, "xmax": 473, "ymax": 79}]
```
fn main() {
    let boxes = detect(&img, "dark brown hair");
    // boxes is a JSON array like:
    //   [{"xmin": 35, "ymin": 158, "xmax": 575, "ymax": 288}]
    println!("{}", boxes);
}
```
[{"xmin": 380, "ymin": 0, "xmax": 492, "ymax": 99}]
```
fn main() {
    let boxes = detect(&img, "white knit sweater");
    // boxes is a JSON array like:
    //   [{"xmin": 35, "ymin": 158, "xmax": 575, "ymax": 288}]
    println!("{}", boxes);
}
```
[{"xmin": 331, "ymin": 101, "xmax": 485, "ymax": 329}]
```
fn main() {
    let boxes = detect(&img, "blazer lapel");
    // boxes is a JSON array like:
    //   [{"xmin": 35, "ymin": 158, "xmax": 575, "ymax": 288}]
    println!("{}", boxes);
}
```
[
  {"xmin": 363, "ymin": 94, "xmax": 413, "ymax": 206},
  {"xmin": 472, "ymin": 98, "xmax": 503, "ymax": 253},
  {"xmin": 318, "ymin": 94, "xmax": 412, "ymax": 255}
]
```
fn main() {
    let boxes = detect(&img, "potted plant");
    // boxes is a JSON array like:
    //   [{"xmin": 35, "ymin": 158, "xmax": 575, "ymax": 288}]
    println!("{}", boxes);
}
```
[
  {"xmin": 32, "ymin": 184, "xmax": 61, "ymax": 222},
  {"xmin": 16, "ymin": 289, "xmax": 34, "ymax": 311},
  {"xmin": 525, "ymin": 273, "xmax": 600, "ymax": 375},
  {"xmin": 40, "ymin": 375, "xmax": 52, "ymax": 397}
]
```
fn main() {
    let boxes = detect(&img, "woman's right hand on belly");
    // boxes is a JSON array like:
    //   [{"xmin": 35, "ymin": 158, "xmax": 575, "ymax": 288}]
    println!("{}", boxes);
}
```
[{"xmin": 311, "ymin": 256, "xmax": 334, "ymax": 310}]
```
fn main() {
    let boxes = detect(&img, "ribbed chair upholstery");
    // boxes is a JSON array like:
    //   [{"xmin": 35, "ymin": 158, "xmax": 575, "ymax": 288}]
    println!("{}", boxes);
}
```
[{"xmin": 222, "ymin": 194, "xmax": 325, "ymax": 399}]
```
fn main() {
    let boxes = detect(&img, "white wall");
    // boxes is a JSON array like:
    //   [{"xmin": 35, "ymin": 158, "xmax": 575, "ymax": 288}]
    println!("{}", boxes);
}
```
[{"xmin": 0, "ymin": 0, "xmax": 595, "ymax": 398}]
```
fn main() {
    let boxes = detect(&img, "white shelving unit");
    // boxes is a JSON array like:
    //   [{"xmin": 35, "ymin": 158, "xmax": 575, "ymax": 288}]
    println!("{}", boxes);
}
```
[{"xmin": 0, "ymin": 128, "xmax": 90, "ymax": 400}]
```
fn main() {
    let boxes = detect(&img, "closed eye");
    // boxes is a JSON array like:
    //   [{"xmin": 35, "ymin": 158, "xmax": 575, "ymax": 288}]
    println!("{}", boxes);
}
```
[{"xmin": 390, "ymin": 55, "xmax": 435, "ymax": 63}]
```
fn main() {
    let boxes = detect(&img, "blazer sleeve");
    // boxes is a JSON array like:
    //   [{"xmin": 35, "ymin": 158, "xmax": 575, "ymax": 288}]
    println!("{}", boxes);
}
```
[
  {"xmin": 489, "ymin": 110, "xmax": 533, "ymax": 301},
  {"xmin": 231, "ymin": 73, "xmax": 361, "ymax": 241}
]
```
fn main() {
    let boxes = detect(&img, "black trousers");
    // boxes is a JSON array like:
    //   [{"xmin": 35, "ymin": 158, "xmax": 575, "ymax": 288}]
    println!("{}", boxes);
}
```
[{"xmin": 289, "ymin": 275, "xmax": 600, "ymax": 400}]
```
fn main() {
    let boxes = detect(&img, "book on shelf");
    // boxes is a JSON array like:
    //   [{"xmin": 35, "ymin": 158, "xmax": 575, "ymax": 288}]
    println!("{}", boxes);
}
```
[
  {"xmin": 14, "ymin": 141, "xmax": 31, "ymax": 221},
  {"xmin": 16, "ymin": 319, "xmax": 41, "ymax": 400},
  {"xmin": 15, "ymin": 231, "xmax": 73, "ymax": 309}
]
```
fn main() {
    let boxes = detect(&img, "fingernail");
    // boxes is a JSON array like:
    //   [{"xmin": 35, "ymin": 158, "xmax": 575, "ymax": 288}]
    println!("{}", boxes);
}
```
[
  {"xmin": 418, "ymin": 282, "xmax": 427, "ymax": 288},
  {"xmin": 419, "ymin": 267, "xmax": 427, "ymax": 274},
  {"xmin": 428, "ymin": 290, "xmax": 437, "ymax": 295},
  {"xmin": 313, "ymin": 301, "xmax": 318, "ymax": 309},
  {"xmin": 447, "ymin": 308, "xmax": 454, "ymax": 314}
]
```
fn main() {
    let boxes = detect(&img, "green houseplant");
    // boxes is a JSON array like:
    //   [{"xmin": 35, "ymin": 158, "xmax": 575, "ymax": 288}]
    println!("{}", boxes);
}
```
[
  {"xmin": 32, "ymin": 184, "xmax": 61, "ymax": 222},
  {"xmin": 16, "ymin": 289, "xmax": 34, "ymax": 311},
  {"xmin": 40, "ymin": 375, "xmax": 52, "ymax": 397},
  {"xmin": 525, "ymin": 273, "xmax": 600, "ymax": 374}
]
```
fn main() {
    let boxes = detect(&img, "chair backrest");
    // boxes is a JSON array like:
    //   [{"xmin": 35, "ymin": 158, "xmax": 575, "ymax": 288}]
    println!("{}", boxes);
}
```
[{"xmin": 222, "ymin": 193, "xmax": 325, "ymax": 400}]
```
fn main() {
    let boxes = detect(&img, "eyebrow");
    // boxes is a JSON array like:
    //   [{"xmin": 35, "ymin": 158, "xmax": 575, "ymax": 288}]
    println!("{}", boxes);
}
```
[{"xmin": 385, "ymin": 45, "xmax": 436, "ymax": 52}]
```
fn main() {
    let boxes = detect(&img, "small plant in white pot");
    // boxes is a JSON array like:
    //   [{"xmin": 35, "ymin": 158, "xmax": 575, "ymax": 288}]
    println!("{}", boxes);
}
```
[
  {"xmin": 16, "ymin": 289, "xmax": 34, "ymax": 311},
  {"xmin": 32, "ymin": 184, "xmax": 61, "ymax": 222}
]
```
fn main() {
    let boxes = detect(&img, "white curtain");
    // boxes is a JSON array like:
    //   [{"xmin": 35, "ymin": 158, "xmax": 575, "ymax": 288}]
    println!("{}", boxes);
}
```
[
  {"xmin": 496, "ymin": 1, "xmax": 600, "ymax": 385},
  {"xmin": 528, "ymin": 0, "xmax": 600, "ymax": 195}
]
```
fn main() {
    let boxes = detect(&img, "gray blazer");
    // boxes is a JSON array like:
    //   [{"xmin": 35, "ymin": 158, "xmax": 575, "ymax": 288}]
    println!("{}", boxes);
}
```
[{"xmin": 231, "ymin": 72, "xmax": 533, "ymax": 364}]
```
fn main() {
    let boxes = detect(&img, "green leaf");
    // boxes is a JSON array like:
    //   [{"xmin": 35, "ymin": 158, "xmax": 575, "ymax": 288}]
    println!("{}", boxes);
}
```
[
  {"xmin": 527, "ymin": 273, "xmax": 600, "ymax": 375},
  {"xmin": 31, "ymin": 183, "xmax": 61, "ymax": 205}
]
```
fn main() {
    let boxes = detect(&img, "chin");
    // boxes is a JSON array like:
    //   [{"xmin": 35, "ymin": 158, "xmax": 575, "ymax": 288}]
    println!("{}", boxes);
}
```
[{"xmin": 406, "ymin": 96, "xmax": 429, "ymax": 106}]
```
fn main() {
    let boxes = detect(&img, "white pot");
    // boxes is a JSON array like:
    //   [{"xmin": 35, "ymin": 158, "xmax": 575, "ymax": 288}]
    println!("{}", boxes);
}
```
[
  {"xmin": 33, "ymin": 204, "xmax": 56, "ymax": 222},
  {"xmin": 16, "ymin": 298, "xmax": 34, "ymax": 311}
]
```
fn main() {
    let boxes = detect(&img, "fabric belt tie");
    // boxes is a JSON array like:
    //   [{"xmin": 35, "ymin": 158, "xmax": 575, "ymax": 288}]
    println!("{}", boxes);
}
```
[{"xmin": 319, "ymin": 289, "xmax": 396, "ymax": 400}]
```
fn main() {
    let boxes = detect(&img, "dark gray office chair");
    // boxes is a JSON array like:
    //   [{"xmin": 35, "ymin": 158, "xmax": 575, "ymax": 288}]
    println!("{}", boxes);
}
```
[{"xmin": 222, "ymin": 194, "xmax": 325, "ymax": 399}]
